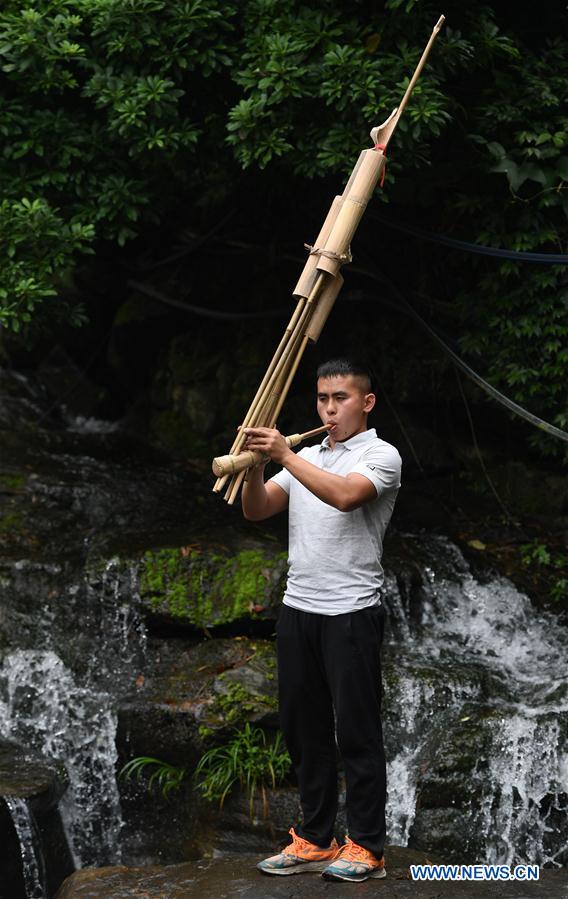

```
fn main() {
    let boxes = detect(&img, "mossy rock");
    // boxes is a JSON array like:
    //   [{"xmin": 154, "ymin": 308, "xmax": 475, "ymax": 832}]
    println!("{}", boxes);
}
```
[
  {"xmin": 201, "ymin": 639, "xmax": 279, "ymax": 734},
  {"xmin": 116, "ymin": 637, "xmax": 279, "ymax": 764},
  {"xmin": 139, "ymin": 544, "xmax": 287, "ymax": 630}
]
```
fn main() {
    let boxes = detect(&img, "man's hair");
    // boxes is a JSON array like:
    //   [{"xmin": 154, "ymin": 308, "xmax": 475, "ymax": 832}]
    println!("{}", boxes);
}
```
[{"xmin": 316, "ymin": 358, "xmax": 374, "ymax": 393}]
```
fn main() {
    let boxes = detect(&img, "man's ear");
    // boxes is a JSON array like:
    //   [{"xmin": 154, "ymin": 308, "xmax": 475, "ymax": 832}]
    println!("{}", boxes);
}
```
[{"xmin": 364, "ymin": 392, "xmax": 376, "ymax": 413}]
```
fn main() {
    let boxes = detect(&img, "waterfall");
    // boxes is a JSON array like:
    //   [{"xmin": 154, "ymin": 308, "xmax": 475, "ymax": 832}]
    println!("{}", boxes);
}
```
[
  {"xmin": 0, "ymin": 650, "xmax": 123, "ymax": 867},
  {"xmin": 383, "ymin": 535, "xmax": 568, "ymax": 865},
  {"xmin": 386, "ymin": 673, "xmax": 433, "ymax": 844},
  {"xmin": 0, "ymin": 556, "xmax": 147, "ymax": 868},
  {"xmin": 3, "ymin": 797, "xmax": 47, "ymax": 899}
]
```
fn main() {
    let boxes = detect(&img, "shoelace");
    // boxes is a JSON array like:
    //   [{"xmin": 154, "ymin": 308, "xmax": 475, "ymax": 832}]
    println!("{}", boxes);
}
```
[
  {"xmin": 336, "ymin": 838, "xmax": 374, "ymax": 862},
  {"xmin": 282, "ymin": 827, "xmax": 313, "ymax": 855}
]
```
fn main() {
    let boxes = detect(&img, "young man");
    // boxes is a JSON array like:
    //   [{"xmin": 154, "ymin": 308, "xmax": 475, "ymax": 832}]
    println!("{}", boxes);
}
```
[{"xmin": 241, "ymin": 359, "xmax": 402, "ymax": 883}]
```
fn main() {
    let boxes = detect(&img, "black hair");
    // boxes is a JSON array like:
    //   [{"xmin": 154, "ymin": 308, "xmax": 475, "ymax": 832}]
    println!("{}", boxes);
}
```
[{"xmin": 316, "ymin": 358, "xmax": 375, "ymax": 393}]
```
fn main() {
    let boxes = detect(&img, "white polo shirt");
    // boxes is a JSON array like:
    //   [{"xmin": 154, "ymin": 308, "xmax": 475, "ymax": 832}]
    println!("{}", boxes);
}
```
[{"xmin": 269, "ymin": 428, "xmax": 401, "ymax": 615}]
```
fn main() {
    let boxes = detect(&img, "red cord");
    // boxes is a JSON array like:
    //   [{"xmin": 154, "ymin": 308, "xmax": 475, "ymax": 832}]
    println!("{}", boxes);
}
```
[{"xmin": 374, "ymin": 142, "xmax": 387, "ymax": 188}]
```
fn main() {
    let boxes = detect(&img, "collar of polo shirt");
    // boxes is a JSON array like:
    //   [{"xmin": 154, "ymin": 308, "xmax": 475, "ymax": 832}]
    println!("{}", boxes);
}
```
[{"xmin": 320, "ymin": 427, "xmax": 378, "ymax": 452}]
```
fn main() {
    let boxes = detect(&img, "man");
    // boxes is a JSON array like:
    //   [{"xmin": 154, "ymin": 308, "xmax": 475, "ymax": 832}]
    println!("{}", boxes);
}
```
[{"xmin": 241, "ymin": 358, "xmax": 402, "ymax": 883}]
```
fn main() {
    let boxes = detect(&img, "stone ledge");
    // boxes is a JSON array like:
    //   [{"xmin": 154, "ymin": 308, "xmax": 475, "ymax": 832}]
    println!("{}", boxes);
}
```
[{"xmin": 55, "ymin": 849, "xmax": 566, "ymax": 898}]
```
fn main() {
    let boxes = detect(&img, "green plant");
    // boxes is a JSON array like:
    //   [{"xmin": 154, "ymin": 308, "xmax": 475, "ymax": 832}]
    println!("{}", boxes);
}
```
[
  {"xmin": 194, "ymin": 723, "xmax": 291, "ymax": 817},
  {"xmin": 520, "ymin": 539, "xmax": 568, "ymax": 602},
  {"xmin": 119, "ymin": 755, "xmax": 187, "ymax": 799}
]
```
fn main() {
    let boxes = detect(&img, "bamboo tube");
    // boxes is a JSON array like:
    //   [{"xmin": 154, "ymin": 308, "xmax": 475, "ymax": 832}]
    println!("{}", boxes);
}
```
[
  {"xmin": 293, "ymin": 196, "xmax": 342, "ymax": 299},
  {"xmin": 225, "ymin": 468, "xmax": 246, "ymax": 504},
  {"xmin": 316, "ymin": 149, "xmax": 386, "ymax": 278},
  {"xmin": 306, "ymin": 273, "xmax": 343, "ymax": 343},
  {"xmin": 371, "ymin": 15, "xmax": 445, "ymax": 150},
  {"xmin": 248, "ymin": 272, "xmax": 325, "ymax": 428},
  {"xmin": 213, "ymin": 296, "xmax": 307, "ymax": 491},
  {"xmin": 314, "ymin": 16, "xmax": 444, "ymax": 280},
  {"xmin": 340, "ymin": 149, "xmax": 368, "ymax": 198},
  {"xmin": 212, "ymin": 424, "xmax": 329, "ymax": 478},
  {"xmin": 224, "ymin": 277, "xmax": 325, "ymax": 504},
  {"xmin": 270, "ymin": 332, "xmax": 310, "ymax": 426}
]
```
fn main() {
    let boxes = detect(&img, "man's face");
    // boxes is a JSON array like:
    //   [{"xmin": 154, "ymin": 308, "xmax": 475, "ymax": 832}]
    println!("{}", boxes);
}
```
[{"xmin": 316, "ymin": 375, "xmax": 375, "ymax": 444}]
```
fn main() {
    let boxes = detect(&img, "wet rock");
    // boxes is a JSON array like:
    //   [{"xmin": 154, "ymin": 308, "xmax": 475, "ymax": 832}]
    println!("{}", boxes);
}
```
[
  {"xmin": 0, "ymin": 738, "xmax": 74, "ymax": 899},
  {"xmin": 54, "ymin": 849, "xmax": 567, "ymax": 898},
  {"xmin": 118, "ymin": 637, "xmax": 279, "ymax": 763},
  {"xmin": 0, "ymin": 737, "xmax": 68, "ymax": 809},
  {"xmin": 117, "ymin": 637, "xmax": 281, "ymax": 863}
]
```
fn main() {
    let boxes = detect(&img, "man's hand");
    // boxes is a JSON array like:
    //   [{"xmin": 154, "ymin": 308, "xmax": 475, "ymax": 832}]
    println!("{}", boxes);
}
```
[{"xmin": 243, "ymin": 427, "xmax": 293, "ymax": 465}]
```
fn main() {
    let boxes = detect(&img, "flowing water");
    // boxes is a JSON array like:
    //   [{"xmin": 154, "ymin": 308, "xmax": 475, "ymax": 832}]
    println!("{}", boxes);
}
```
[
  {"xmin": 384, "ymin": 536, "xmax": 568, "ymax": 866},
  {"xmin": 3, "ymin": 796, "xmax": 47, "ymax": 899},
  {"xmin": 0, "ymin": 558, "xmax": 147, "ymax": 869}
]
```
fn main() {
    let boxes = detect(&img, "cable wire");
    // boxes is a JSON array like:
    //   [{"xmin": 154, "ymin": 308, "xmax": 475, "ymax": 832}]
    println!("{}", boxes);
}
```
[{"xmin": 370, "ymin": 212, "xmax": 568, "ymax": 264}]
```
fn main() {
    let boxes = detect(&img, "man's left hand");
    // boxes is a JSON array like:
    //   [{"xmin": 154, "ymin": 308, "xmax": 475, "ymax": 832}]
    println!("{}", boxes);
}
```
[{"xmin": 243, "ymin": 427, "xmax": 292, "ymax": 465}]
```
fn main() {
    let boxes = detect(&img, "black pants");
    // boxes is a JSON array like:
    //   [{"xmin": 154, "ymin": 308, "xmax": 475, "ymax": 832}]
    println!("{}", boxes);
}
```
[{"xmin": 276, "ymin": 602, "xmax": 386, "ymax": 858}]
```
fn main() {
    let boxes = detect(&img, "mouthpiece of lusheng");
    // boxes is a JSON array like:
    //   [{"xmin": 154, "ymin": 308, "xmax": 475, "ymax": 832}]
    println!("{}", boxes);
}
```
[{"xmin": 212, "ymin": 424, "xmax": 330, "ymax": 478}]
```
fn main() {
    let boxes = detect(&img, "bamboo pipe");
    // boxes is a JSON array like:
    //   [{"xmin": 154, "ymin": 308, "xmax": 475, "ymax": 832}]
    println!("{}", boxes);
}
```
[
  {"xmin": 316, "ymin": 16, "xmax": 445, "ymax": 279},
  {"xmin": 213, "ymin": 425, "xmax": 330, "ymax": 478},
  {"xmin": 306, "ymin": 273, "xmax": 343, "ymax": 343},
  {"xmin": 246, "ymin": 272, "xmax": 325, "ymax": 428},
  {"xmin": 224, "ymin": 468, "xmax": 247, "ymax": 504},
  {"xmin": 315, "ymin": 149, "xmax": 386, "ymax": 278},
  {"xmin": 293, "ymin": 150, "xmax": 367, "ymax": 300},
  {"xmin": 340, "ymin": 149, "xmax": 368, "ymax": 198},
  {"xmin": 293, "ymin": 196, "xmax": 342, "ymax": 299},
  {"xmin": 270, "ymin": 332, "xmax": 311, "ymax": 427},
  {"xmin": 224, "ymin": 277, "xmax": 325, "ymax": 505},
  {"xmin": 213, "ymin": 296, "xmax": 307, "ymax": 491},
  {"xmin": 377, "ymin": 15, "xmax": 445, "ymax": 147}
]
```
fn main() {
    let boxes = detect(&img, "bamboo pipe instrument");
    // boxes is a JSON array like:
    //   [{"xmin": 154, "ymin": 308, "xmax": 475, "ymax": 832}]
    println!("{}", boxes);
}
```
[
  {"xmin": 213, "ymin": 424, "xmax": 330, "ymax": 478},
  {"xmin": 213, "ymin": 17, "xmax": 445, "ymax": 505}
]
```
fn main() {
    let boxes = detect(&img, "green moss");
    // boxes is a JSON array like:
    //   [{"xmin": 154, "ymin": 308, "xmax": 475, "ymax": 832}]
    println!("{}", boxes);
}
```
[
  {"xmin": 203, "ymin": 641, "xmax": 279, "ymax": 732},
  {"xmin": 0, "ymin": 474, "xmax": 26, "ymax": 490},
  {"xmin": 139, "ymin": 546, "xmax": 286, "ymax": 629},
  {"xmin": 0, "ymin": 509, "xmax": 25, "ymax": 534}
]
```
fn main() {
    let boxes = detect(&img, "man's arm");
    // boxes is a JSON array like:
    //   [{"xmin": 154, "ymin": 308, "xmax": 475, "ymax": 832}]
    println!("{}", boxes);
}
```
[
  {"xmin": 243, "ymin": 428, "xmax": 377, "ymax": 513},
  {"xmin": 241, "ymin": 462, "xmax": 289, "ymax": 521}
]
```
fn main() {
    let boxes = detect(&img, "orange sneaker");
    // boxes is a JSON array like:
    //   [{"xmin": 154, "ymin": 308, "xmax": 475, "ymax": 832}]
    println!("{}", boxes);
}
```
[
  {"xmin": 257, "ymin": 827, "xmax": 339, "ymax": 876},
  {"xmin": 321, "ymin": 836, "xmax": 386, "ymax": 882}
]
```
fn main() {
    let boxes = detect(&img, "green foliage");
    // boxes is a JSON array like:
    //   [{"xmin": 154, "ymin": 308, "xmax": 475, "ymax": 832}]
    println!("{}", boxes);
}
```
[
  {"xmin": 119, "ymin": 755, "xmax": 187, "ymax": 799},
  {"xmin": 520, "ymin": 540, "xmax": 568, "ymax": 602},
  {"xmin": 226, "ymin": 3, "xmax": 453, "ymax": 174},
  {"xmin": 0, "ymin": 197, "xmax": 93, "ymax": 330},
  {"xmin": 0, "ymin": 0, "xmax": 235, "ymax": 331},
  {"xmin": 452, "ymin": 34, "xmax": 568, "ymax": 462},
  {"xmin": 0, "ymin": 1, "xmax": 566, "ymax": 464},
  {"xmin": 194, "ymin": 723, "xmax": 291, "ymax": 817}
]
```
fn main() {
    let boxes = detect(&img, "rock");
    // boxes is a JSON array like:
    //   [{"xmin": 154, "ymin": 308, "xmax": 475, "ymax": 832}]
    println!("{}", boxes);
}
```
[
  {"xmin": 0, "ymin": 738, "xmax": 68, "ymax": 808},
  {"xmin": 118, "ymin": 637, "xmax": 279, "ymax": 764},
  {"xmin": 54, "ymin": 849, "xmax": 567, "ymax": 898},
  {"xmin": 116, "ymin": 637, "xmax": 281, "ymax": 864},
  {"xmin": 0, "ymin": 738, "xmax": 74, "ymax": 899},
  {"xmin": 138, "ymin": 545, "xmax": 287, "ymax": 630}
]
